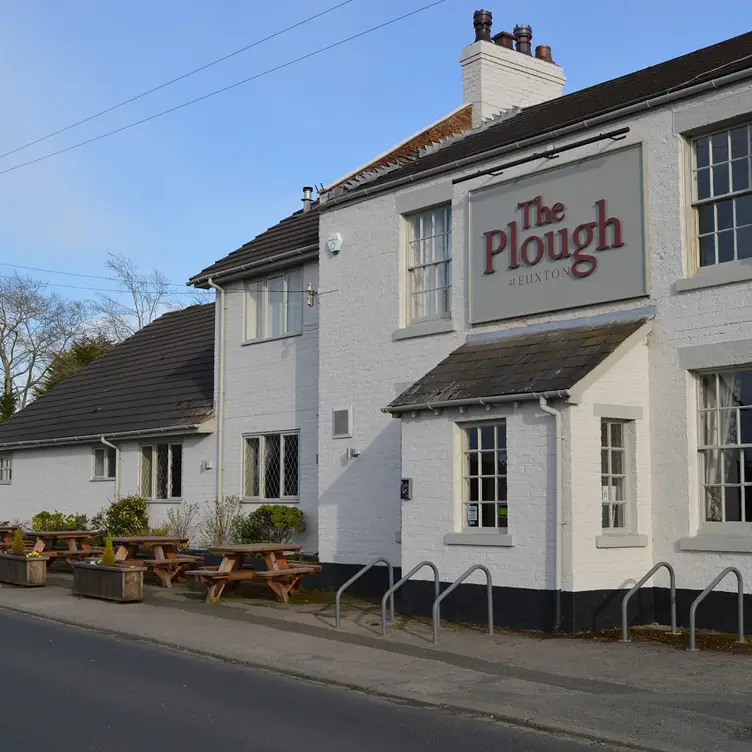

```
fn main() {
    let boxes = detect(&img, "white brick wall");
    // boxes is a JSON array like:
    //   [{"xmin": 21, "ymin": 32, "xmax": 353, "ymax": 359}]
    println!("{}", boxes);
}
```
[
  {"xmin": 319, "ymin": 79, "xmax": 752, "ymax": 595},
  {"xmin": 461, "ymin": 40, "xmax": 565, "ymax": 126},
  {"xmin": 0, "ymin": 434, "xmax": 215, "ymax": 531},
  {"xmin": 219, "ymin": 264, "xmax": 319, "ymax": 553}
]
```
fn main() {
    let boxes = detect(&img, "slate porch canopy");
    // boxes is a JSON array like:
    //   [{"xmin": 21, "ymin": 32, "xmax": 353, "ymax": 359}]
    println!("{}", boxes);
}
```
[{"xmin": 385, "ymin": 317, "xmax": 651, "ymax": 414}]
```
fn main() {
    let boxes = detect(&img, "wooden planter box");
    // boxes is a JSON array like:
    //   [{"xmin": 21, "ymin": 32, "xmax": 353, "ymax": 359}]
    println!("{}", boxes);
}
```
[
  {"xmin": 0, "ymin": 554, "xmax": 48, "ymax": 587},
  {"xmin": 72, "ymin": 563, "xmax": 145, "ymax": 603}
]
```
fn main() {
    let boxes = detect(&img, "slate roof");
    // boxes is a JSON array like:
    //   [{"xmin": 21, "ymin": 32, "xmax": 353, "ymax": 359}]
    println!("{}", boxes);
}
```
[
  {"xmin": 386, "ymin": 318, "xmax": 649, "ymax": 412},
  {"xmin": 340, "ymin": 31, "xmax": 752, "ymax": 196},
  {"xmin": 0, "ymin": 304, "xmax": 215, "ymax": 447},
  {"xmin": 188, "ymin": 208, "xmax": 319, "ymax": 286}
]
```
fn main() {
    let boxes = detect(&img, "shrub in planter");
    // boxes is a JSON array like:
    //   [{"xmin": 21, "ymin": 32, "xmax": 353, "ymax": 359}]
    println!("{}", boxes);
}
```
[
  {"xmin": 32, "ymin": 510, "xmax": 88, "ymax": 531},
  {"xmin": 0, "ymin": 528, "xmax": 48, "ymax": 587},
  {"xmin": 73, "ymin": 534, "xmax": 144, "ymax": 603},
  {"xmin": 231, "ymin": 505, "xmax": 306, "ymax": 545}
]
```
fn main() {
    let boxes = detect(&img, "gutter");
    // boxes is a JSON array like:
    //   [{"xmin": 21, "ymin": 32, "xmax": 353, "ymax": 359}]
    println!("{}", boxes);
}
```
[
  {"xmin": 206, "ymin": 278, "xmax": 225, "ymax": 502},
  {"xmin": 100, "ymin": 436, "xmax": 121, "ymax": 499},
  {"xmin": 382, "ymin": 390, "xmax": 570, "ymax": 415},
  {"xmin": 0, "ymin": 423, "xmax": 205, "ymax": 452},
  {"xmin": 322, "ymin": 67, "xmax": 752, "ymax": 210},
  {"xmin": 189, "ymin": 244, "xmax": 319, "ymax": 288},
  {"xmin": 538, "ymin": 398, "xmax": 564, "ymax": 633}
]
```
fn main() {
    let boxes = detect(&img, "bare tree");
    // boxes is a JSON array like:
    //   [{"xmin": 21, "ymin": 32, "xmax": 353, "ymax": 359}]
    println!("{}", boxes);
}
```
[
  {"xmin": 92, "ymin": 253, "xmax": 179, "ymax": 342},
  {"xmin": 0, "ymin": 273, "xmax": 90, "ymax": 410}
]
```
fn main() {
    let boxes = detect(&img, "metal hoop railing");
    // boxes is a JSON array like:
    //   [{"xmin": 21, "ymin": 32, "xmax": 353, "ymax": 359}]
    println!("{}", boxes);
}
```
[
  {"xmin": 335, "ymin": 557, "xmax": 394, "ymax": 630},
  {"xmin": 620, "ymin": 562, "xmax": 677, "ymax": 643},
  {"xmin": 689, "ymin": 567, "xmax": 745, "ymax": 652},
  {"xmin": 380, "ymin": 561, "xmax": 439, "ymax": 637},
  {"xmin": 431, "ymin": 564, "xmax": 493, "ymax": 645}
]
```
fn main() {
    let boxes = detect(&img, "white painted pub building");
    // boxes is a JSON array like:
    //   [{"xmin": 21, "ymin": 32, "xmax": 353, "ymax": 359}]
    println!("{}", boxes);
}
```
[{"xmin": 3, "ymin": 9, "xmax": 752, "ymax": 631}]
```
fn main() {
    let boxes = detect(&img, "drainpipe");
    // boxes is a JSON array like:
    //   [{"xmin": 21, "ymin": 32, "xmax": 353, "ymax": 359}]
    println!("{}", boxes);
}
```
[
  {"xmin": 100, "ymin": 436, "xmax": 120, "ymax": 499},
  {"xmin": 207, "ymin": 278, "xmax": 225, "ymax": 502},
  {"xmin": 539, "ymin": 397, "xmax": 563, "ymax": 632}
]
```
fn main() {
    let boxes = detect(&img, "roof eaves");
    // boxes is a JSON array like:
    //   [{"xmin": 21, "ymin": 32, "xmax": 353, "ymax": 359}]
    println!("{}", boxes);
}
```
[{"xmin": 383, "ymin": 389, "xmax": 570, "ymax": 415}]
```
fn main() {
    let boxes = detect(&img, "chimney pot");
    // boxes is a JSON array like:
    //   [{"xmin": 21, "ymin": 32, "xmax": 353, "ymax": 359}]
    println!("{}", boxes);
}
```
[
  {"xmin": 493, "ymin": 31, "xmax": 515, "ymax": 49},
  {"xmin": 513, "ymin": 24, "xmax": 533, "ymax": 55},
  {"xmin": 473, "ymin": 9, "xmax": 493, "ymax": 42},
  {"xmin": 535, "ymin": 45, "xmax": 553, "ymax": 63},
  {"xmin": 302, "ymin": 186, "xmax": 313, "ymax": 213}
]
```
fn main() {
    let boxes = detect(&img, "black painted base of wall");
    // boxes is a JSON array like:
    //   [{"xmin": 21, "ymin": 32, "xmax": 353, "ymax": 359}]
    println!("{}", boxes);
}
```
[{"xmin": 306, "ymin": 562, "xmax": 752, "ymax": 635}]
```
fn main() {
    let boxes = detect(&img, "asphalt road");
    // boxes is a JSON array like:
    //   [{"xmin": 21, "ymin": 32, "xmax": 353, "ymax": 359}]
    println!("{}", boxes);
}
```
[{"xmin": 0, "ymin": 609, "xmax": 598, "ymax": 751}]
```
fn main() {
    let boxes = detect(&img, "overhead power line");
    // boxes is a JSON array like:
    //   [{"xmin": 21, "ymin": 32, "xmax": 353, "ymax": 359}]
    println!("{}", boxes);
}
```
[
  {"xmin": 0, "ymin": 0, "xmax": 356, "ymax": 162},
  {"xmin": 0, "ymin": 0, "xmax": 447, "ymax": 177}
]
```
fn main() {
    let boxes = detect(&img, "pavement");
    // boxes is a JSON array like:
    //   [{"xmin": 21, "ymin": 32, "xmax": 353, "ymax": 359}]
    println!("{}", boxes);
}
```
[
  {"xmin": 1, "ymin": 573, "xmax": 752, "ymax": 752},
  {"xmin": 1, "ymin": 610, "xmax": 595, "ymax": 751}
]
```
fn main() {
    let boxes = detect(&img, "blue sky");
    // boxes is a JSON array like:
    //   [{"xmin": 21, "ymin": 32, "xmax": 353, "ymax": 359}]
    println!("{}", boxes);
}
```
[{"xmin": 0, "ymin": 0, "xmax": 750, "ymax": 301}]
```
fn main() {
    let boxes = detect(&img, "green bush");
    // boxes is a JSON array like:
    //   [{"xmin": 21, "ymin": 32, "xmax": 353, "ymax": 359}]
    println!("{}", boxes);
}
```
[
  {"xmin": 32, "ymin": 510, "xmax": 88, "ymax": 532},
  {"xmin": 10, "ymin": 527, "xmax": 24, "ymax": 556},
  {"xmin": 101, "ymin": 533, "xmax": 116, "ymax": 567},
  {"xmin": 91, "ymin": 495, "xmax": 149, "ymax": 537},
  {"xmin": 231, "ymin": 504, "xmax": 306, "ymax": 545}
]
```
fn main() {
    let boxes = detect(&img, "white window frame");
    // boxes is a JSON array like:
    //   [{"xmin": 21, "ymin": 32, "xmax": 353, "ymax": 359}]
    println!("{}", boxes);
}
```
[
  {"xmin": 461, "ymin": 421, "xmax": 508, "ymax": 531},
  {"xmin": 91, "ymin": 446, "xmax": 116, "ymax": 481},
  {"xmin": 244, "ymin": 267, "xmax": 304, "ymax": 342},
  {"xmin": 691, "ymin": 123, "xmax": 752, "ymax": 269},
  {"xmin": 405, "ymin": 204, "xmax": 452, "ymax": 325},
  {"xmin": 140, "ymin": 443, "xmax": 183, "ymax": 500},
  {"xmin": 243, "ymin": 431, "xmax": 300, "ymax": 501},
  {"xmin": 600, "ymin": 419, "xmax": 634, "ymax": 532},
  {"xmin": 697, "ymin": 369, "xmax": 752, "ymax": 532},
  {"xmin": 0, "ymin": 453, "xmax": 12, "ymax": 484}
]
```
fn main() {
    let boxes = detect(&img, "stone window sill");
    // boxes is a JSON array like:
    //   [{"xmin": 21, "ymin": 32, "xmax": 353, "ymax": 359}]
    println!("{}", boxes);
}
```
[
  {"xmin": 89, "ymin": 478, "xmax": 115, "ymax": 483},
  {"xmin": 444, "ymin": 532, "xmax": 515, "ymax": 547},
  {"xmin": 596, "ymin": 533, "xmax": 648, "ymax": 549},
  {"xmin": 392, "ymin": 318, "xmax": 454, "ymax": 341},
  {"xmin": 242, "ymin": 499, "xmax": 300, "ymax": 505},
  {"xmin": 679, "ymin": 535, "xmax": 752, "ymax": 553},
  {"xmin": 674, "ymin": 259, "xmax": 752, "ymax": 294},
  {"xmin": 242, "ymin": 331, "xmax": 302, "ymax": 347}
]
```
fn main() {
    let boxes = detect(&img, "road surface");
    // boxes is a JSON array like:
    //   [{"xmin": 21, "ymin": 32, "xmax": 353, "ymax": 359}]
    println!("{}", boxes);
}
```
[{"xmin": 0, "ymin": 609, "xmax": 598, "ymax": 751}]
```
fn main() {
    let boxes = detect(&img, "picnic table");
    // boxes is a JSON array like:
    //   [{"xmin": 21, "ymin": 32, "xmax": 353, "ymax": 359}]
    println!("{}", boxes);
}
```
[
  {"xmin": 31, "ymin": 530, "xmax": 102, "ymax": 567},
  {"xmin": 113, "ymin": 536, "xmax": 200, "ymax": 588},
  {"xmin": 0, "ymin": 525, "xmax": 17, "ymax": 550},
  {"xmin": 185, "ymin": 544, "xmax": 322, "ymax": 604}
]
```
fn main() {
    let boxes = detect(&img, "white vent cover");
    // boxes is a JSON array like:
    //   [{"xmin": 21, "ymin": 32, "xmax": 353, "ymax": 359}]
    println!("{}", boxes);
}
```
[{"xmin": 333, "ymin": 408, "xmax": 352, "ymax": 439}]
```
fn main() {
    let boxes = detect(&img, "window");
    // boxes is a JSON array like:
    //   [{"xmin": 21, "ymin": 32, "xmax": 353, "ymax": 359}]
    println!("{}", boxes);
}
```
[
  {"xmin": 244, "ymin": 432, "xmax": 299, "ymax": 499},
  {"xmin": 92, "ymin": 446, "xmax": 116, "ymax": 480},
  {"xmin": 0, "ymin": 454, "xmax": 12, "ymax": 483},
  {"xmin": 407, "ymin": 205, "xmax": 451, "ymax": 323},
  {"xmin": 463, "ymin": 423, "xmax": 507, "ymax": 530},
  {"xmin": 140, "ymin": 444, "xmax": 182, "ymax": 499},
  {"xmin": 601, "ymin": 420, "xmax": 631, "ymax": 530},
  {"xmin": 699, "ymin": 369, "xmax": 752, "ymax": 523},
  {"xmin": 693, "ymin": 124, "xmax": 752, "ymax": 267},
  {"xmin": 245, "ymin": 267, "xmax": 303, "ymax": 340}
]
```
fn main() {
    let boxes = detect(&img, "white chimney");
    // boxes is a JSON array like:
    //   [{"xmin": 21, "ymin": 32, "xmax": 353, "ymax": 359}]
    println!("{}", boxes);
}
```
[{"xmin": 461, "ymin": 10, "xmax": 566, "ymax": 127}]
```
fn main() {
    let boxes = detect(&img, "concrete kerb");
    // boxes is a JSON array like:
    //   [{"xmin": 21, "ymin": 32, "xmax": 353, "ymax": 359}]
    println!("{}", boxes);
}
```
[{"xmin": 0, "ymin": 598, "xmax": 664, "ymax": 752}]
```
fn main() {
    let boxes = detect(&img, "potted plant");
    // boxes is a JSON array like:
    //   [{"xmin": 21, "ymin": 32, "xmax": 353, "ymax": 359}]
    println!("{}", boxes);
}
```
[
  {"xmin": 0, "ymin": 528, "xmax": 48, "ymax": 586},
  {"xmin": 72, "ymin": 533, "xmax": 145, "ymax": 603}
]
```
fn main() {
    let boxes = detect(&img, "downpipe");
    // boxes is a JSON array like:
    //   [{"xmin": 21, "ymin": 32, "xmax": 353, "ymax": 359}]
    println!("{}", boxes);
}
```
[
  {"xmin": 206, "ymin": 278, "xmax": 225, "ymax": 502},
  {"xmin": 539, "ymin": 397, "xmax": 563, "ymax": 632}
]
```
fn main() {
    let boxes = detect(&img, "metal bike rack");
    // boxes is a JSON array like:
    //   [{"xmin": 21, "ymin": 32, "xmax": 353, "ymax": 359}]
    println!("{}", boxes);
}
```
[
  {"xmin": 380, "ymin": 561, "xmax": 439, "ymax": 637},
  {"xmin": 431, "ymin": 564, "xmax": 493, "ymax": 645},
  {"xmin": 620, "ymin": 562, "xmax": 677, "ymax": 643},
  {"xmin": 335, "ymin": 557, "xmax": 394, "ymax": 630},
  {"xmin": 689, "ymin": 567, "xmax": 745, "ymax": 652}
]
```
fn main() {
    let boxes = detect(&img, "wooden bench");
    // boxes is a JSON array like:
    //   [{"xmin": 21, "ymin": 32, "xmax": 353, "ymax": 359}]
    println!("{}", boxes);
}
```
[
  {"xmin": 119, "ymin": 555, "xmax": 201, "ymax": 588},
  {"xmin": 41, "ymin": 548, "xmax": 103, "ymax": 567}
]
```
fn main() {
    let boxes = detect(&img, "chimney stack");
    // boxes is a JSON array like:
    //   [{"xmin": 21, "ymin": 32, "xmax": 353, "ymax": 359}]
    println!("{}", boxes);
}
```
[
  {"xmin": 302, "ymin": 186, "xmax": 313, "ymax": 213},
  {"xmin": 460, "ymin": 9, "xmax": 566, "ymax": 127}
]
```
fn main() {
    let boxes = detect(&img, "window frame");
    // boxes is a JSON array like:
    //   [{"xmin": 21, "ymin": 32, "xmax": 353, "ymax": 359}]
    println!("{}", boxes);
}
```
[
  {"xmin": 696, "ymin": 368, "xmax": 752, "ymax": 532},
  {"xmin": 690, "ymin": 122, "xmax": 752, "ymax": 270},
  {"xmin": 91, "ymin": 446, "xmax": 117, "ymax": 481},
  {"xmin": 242, "ymin": 430, "xmax": 300, "ymax": 502},
  {"xmin": 600, "ymin": 418, "xmax": 635, "ymax": 533},
  {"xmin": 404, "ymin": 204, "xmax": 452, "ymax": 326},
  {"xmin": 140, "ymin": 442, "xmax": 183, "ymax": 500},
  {"xmin": 460, "ymin": 421, "xmax": 508, "ymax": 532},
  {"xmin": 0, "ymin": 453, "xmax": 12, "ymax": 484},
  {"xmin": 244, "ymin": 267, "xmax": 304, "ymax": 343}
]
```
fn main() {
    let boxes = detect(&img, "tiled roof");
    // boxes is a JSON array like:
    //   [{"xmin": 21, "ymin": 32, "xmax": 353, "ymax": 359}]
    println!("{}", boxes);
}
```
[
  {"xmin": 344, "ymin": 31, "xmax": 752, "ymax": 195},
  {"xmin": 188, "ymin": 209, "xmax": 319, "ymax": 286},
  {"xmin": 386, "ymin": 319, "xmax": 648, "ymax": 412},
  {"xmin": 0, "ymin": 304, "xmax": 215, "ymax": 447}
]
